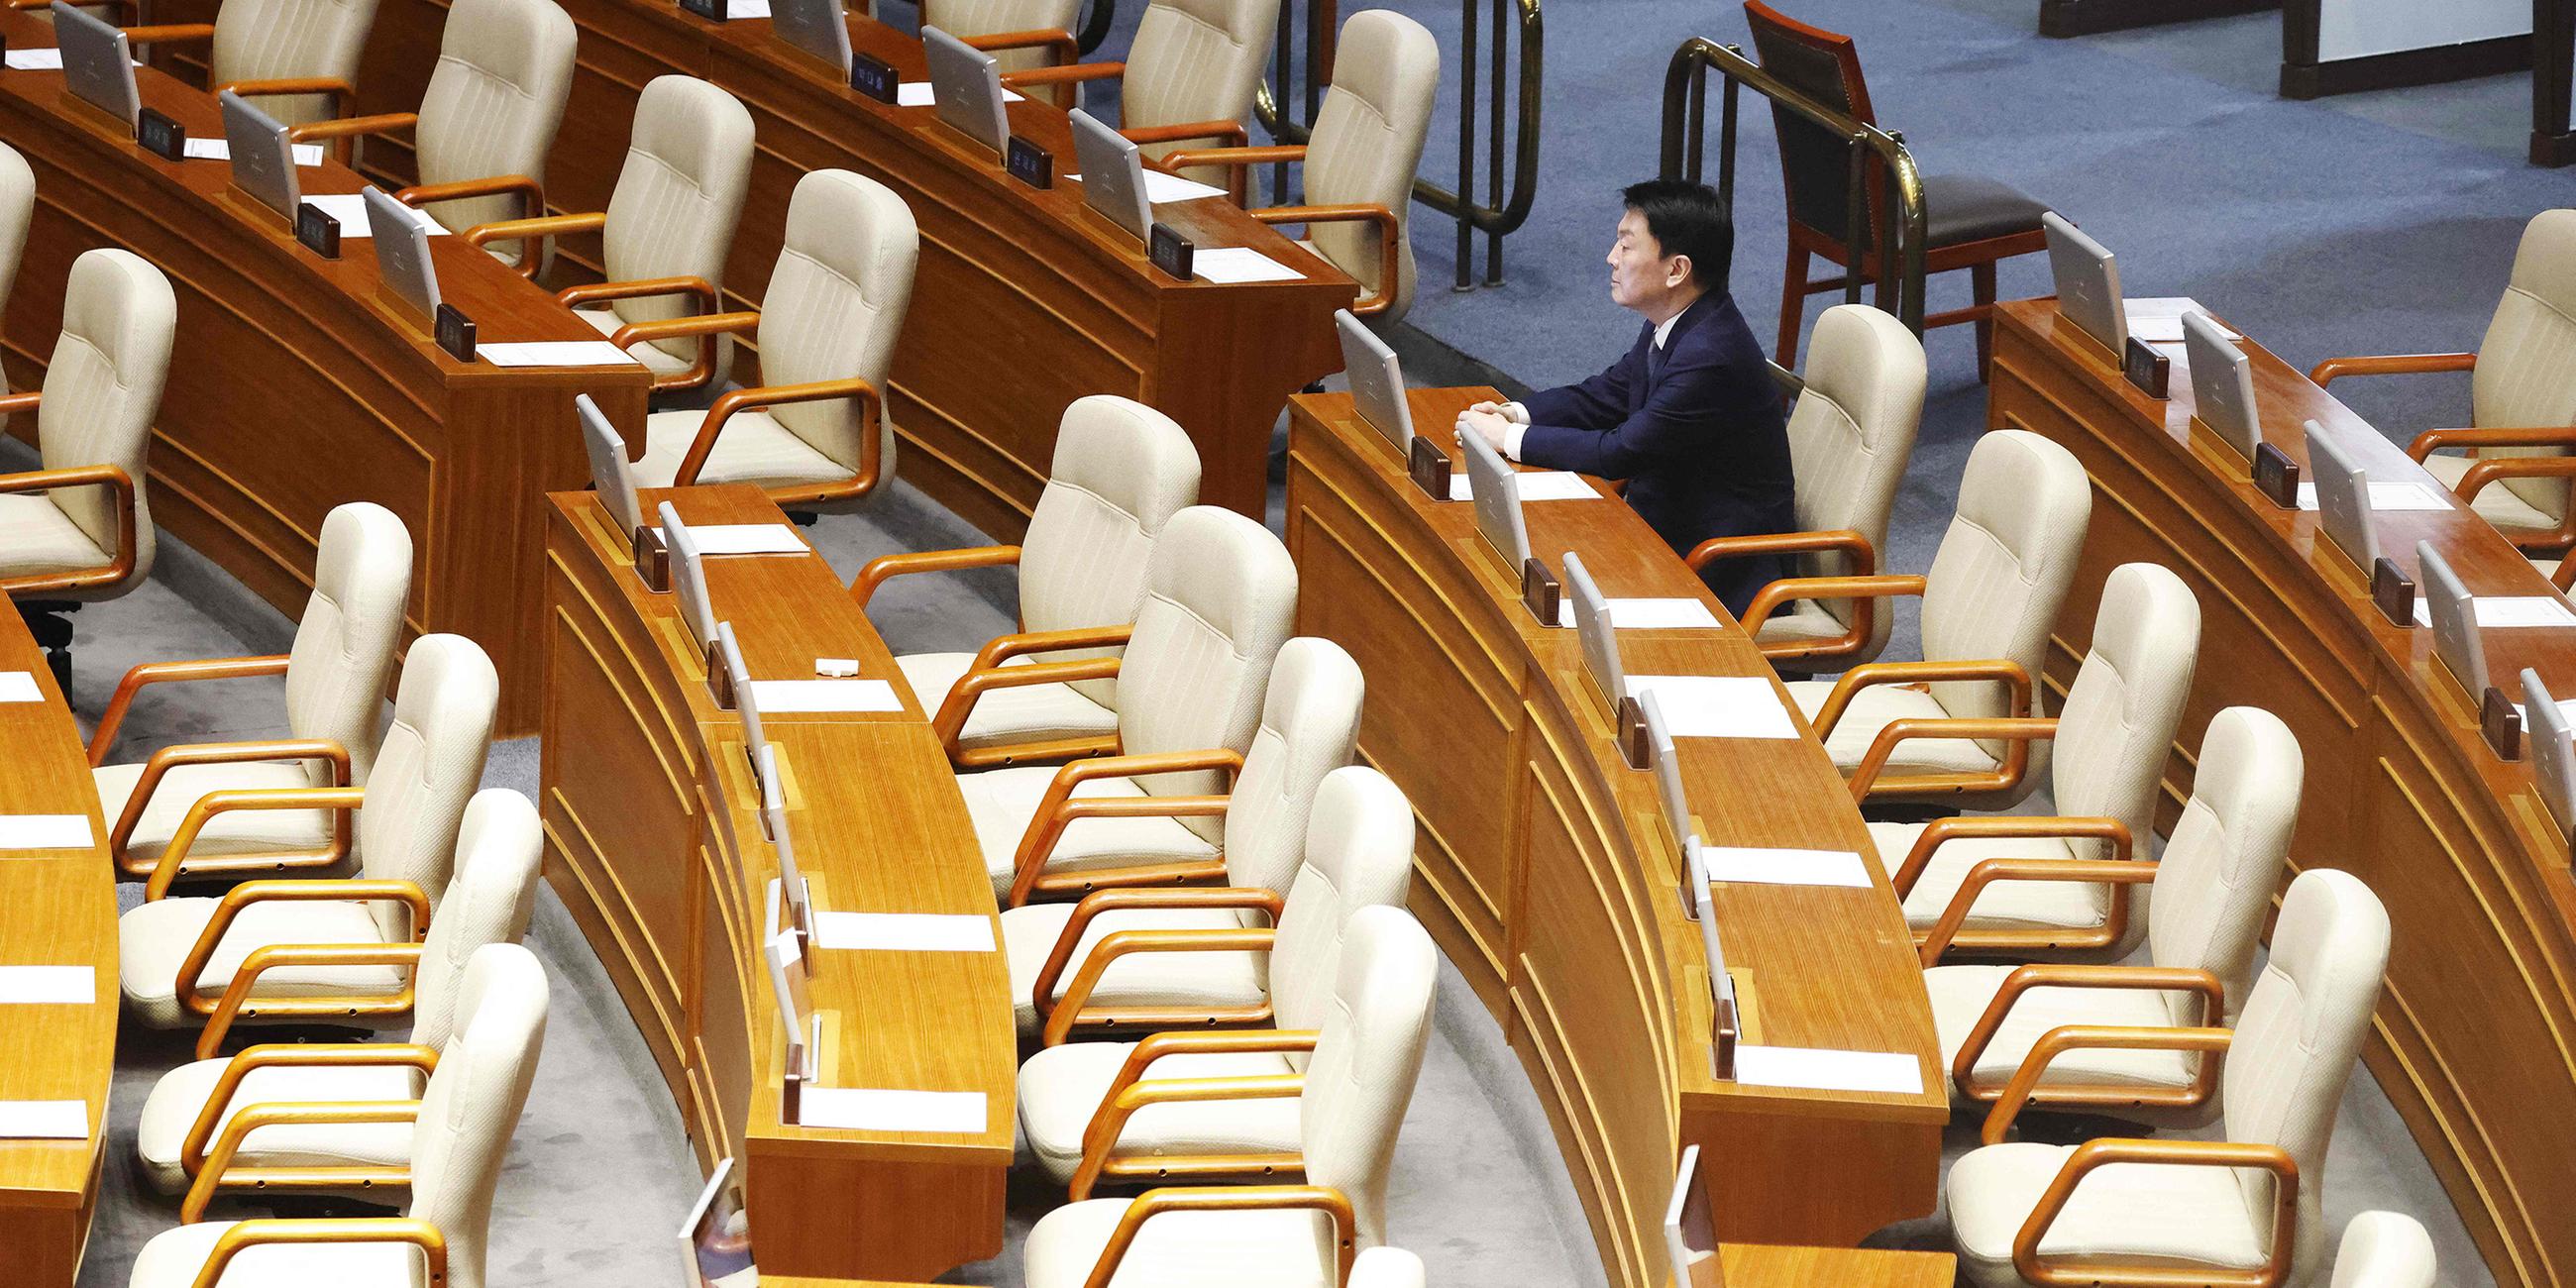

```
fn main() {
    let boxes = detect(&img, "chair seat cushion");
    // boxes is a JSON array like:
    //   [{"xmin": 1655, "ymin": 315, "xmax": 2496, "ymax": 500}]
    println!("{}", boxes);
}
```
[
  {"xmin": 958, "ymin": 767, "xmax": 1221, "ymax": 901},
  {"xmin": 94, "ymin": 759, "xmax": 334, "ymax": 865},
  {"xmin": 1925, "ymin": 964, "xmax": 2200, "ymax": 1102},
  {"xmin": 1017, "ymin": 1038, "xmax": 1301, "ymax": 1182},
  {"xmin": 1921, "ymin": 173, "xmax": 2050, "ymax": 250},
  {"xmin": 128, "ymin": 1219, "xmax": 423, "ymax": 1288},
  {"xmin": 1948, "ymin": 1140, "xmax": 2270, "ymax": 1286},
  {"xmin": 574, "ymin": 306, "xmax": 695, "ymax": 376},
  {"xmin": 898, "ymin": 651, "xmax": 1118, "ymax": 752},
  {"xmin": 1784, "ymin": 680, "xmax": 2001, "ymax": 777},
  {"xmin": 1023, "ymin": 1196, "xmax": 1342, "ymax": 1288},
  {"xmin": 0, "ymin": 491, "xmax": 110, "ymax": 581},
  {"xmin": 636, "ymin": 407, "xmax": 846, "ymax": 492},
  {"xmin": 1753, "ymin": 600, "xmax": 1853, "ymax": 646},
  {"xmin": 1001, "ymin": 901, "xmax": 1269, "ymax": 1035},
  {"xmin": 119, "ymin": 896, "xmax": 405, "ymax": 1028},
  {"xmin": 2424, "ymin": 452, "xmax": 2562, "ymax": 531},
  {"xmin": 136, "ymin": 1055, "xmax": 421, "ymax": 1193},
  {"xmin": 1866, "ymin": 822, "xmax": 2112, "ymax": 934}
]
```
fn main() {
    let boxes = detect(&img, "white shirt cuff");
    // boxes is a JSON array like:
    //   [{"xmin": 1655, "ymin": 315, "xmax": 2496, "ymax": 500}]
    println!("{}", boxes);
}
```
[
  {"xmin": 1502, "ymin": 400, "xmax": 1530, "ymax": 425},
  {"xmin": 1502, "ymin": 422, "xmax": 1528, "ymax": 463}
]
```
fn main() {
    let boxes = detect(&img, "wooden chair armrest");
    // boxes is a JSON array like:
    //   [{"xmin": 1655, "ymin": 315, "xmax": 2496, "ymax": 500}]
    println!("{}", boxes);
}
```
[
  {"xmin": 1891, "ymin": 811, "xmax": 2122, "ymax": 901},
  {"xmin": 672, "ymin": 376, "xmax": 884, "ymax": 505},
  {"xmin": 849, "ymin": 545, "xmax": 1021, "ymax": 608},
  {"xmin": 1005, "ymin": 748, "xmax": 1243, "ymax": 900},
  {"xmin": 2308, "ymin": 351, "xmax": 2475, "ymax": 386},
  {"xmin": 1083, "ymin": 1186, "xmax": 1354, "ymax": 1288},
  {"xmin": 188, "ymin": 1219, "xmax": 446, "ymax": 1288},
  {"xmin": 932, "ymin": 629, "xmax": 1136, "ymax": 762},
  {"xmin": 2449, "ymin": 454, "xmax": 2576, "ymax": 511},
  {"xmin": 605, "ymin": 309, "xmax": 760, "ymax": 351},
  {"xmin": 90, "ymin": 654, "xmax": 292, "ymax": 765},
  {"xmin": 1740, "ymin": 571, "xmax": 1921, "ymax": 659},
  {"xmin": 2406, "ymin": 424, "xmax": 2576, "ymax": 461},
  {"xmin": 0, "ymin": 390, "xmax": 40, "ymax": 415},
  {"xmin": 551, "ymin": 272, "xmax": 721, "ymax": 389},
  {"xmin": 0, "ymin": 462, "xmax": 137, "ymax": 597},
  {"xmin": 1123, "ymin": 120, "xmax": 1248, "ymax": 149},
  {"xmin": 173, "ymin": 880, "xmax": 428, "ymax": 1018},
  {"xmin": 1069, "ymin": 1068, "xmax": 1306, "ymax": 1199},
  {"xmin": 1000, "ymin": 59, "xmax": 1125, "ymax": 89},
  {"xmin": 181, "ymin": 1101, "xmax": 421, "ymax": 1223},
  {"xmin": 395, "ymin": 175, "xmax": 544, "ymax": 274},
  {"xmin": 1806, "ymin": 652, "xmax": 2022, "ymax": 742},
  {"xmin": 194, "ymin": 943, "xmax": 427, "ymax": 1058},
  {"xmin": 146, "ymin": 785, "xmax": 369, "ymax": 899},
  {"xmin": 286, "ymin": 112, "xmax": 416, "ymax": 145},
  {"xmin": 182, "ymin": 1040, "xmax": 438, "ymax": 1172},
  {"xmin": 1849, "ymin": 715, "xmax": 2054, "ymax": 803},
  {"xmin": 120, "ymin": 23, "xmax": 216, "ymax": 43},
  {"xmin": 474, "ymin": 210, "xmax": 606, "ymax": 250},
  {"xmin": 1042, "ymin": 926, "xmax": 1277, "ymax": 1046},
  {"xmin": 969, "ymin": 622, "xmax": 1137, "ymax": 672},
  {"xmin": 1031, "ymin": 887, "xmax": 1287, "ymax": 1014},
  {"xmin": 2009, "ymin": 1135, "xmax": 2293, "ymax": 1288},
  {"xmin": 1982, "ymin": 1025, "xmax": 2234, "ymax": 1145},
  {"xmin": 112, "ymin": 737, "xmax": 352, "ymax": 877},
  {"xmin": 1950, "ymin": 960, "xmax": 2216, "ymax": 1103},
  {"xmin": 1006, "ymin": 797, "xmax": 1233, "ymax": 908},
  {"xmin": 1250, "ymin": 203, "xmax": 1398, "ymax": 312},
  {"xmin": 216, "ymin": 75, "xmax": 354, "ymax": 102},
  {"xmin": 960, "ymin": 27, "xmax": 1077, "ymax": 58},
  {"xmin": 1918, "ymin": 855, "xmax": 2155, "ymax": 965}
]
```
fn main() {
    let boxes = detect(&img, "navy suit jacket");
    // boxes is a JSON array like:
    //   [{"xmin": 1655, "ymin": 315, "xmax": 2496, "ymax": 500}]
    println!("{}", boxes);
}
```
[{"xmin": 1518, "ymin": 291, "xmax": 1796, "ymax": 616}]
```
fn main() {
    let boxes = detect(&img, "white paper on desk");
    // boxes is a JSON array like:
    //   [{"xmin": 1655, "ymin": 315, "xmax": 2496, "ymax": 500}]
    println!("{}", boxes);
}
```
[
  {"xmin": 3, "ymin": 50, "xmax": 63, "ymax": 70},
  {"xmin": 1733, "ymin": 1045, "xmax": 1923, "ymax": 1096},
  {"xmin": 813, "ymin": 912, "xmax": 996, "ymax": 953},
  {"xmin": 1606, "ymin": 598, "xmax": 1723, "ymax": 630},
  {"xmin": 2412, "ymin": 594, "xmax": 2576, "ymax": 630},
  {"xmin": 1623, "ymin": 676, "xmax": 1798, "ymax": 740},
  {"xmin": 2123, "ymin": 297, "xmax": 2236, "ymax": 343},
  {"xmin": 301, "ymin": 192, "xmax": 448, "ymax": 239},
  {"xmin": 0, "ymin": 966, "xmax": 94, "ymax": 1004},
  {"xmin": 1068, "ymin": 169, "xmax": 1229, "ymax": 204},
  {"xmin": 724, "ymin": 0, "xmax": 770, "ymax": 15},
  {"xmin": 748, "ymin": 680, "xmax": 903, "ymax": 713},
  {"xmin": 1698, "ymin": 846, "xmax": 1873, "ymax": 889},
  {"xmin": 1192, "ymin": 247, "xmax": 1302, "ymax": 284},
  {"xmin": 0, "ymin": 1100, "xmax": 87, "ymax": 1139},
  {"xmin": 1447, "ymin": 471, "xmax": 1597, "ymax": 502},
  {"xmin": 800, "ymin": 1087, "xmax": 987, "ymax": 1132},
  {"xmin": 181, "ymin": 138, "xmax": 326, "ymax": 166},
  {"xmin": 2294, "ymin": 481, "xmax": 2447, "ymax": 512},
  {"xmin": 0, "ymin": 672, "xmax": 40, "ymax": 702},
  {"xmin": 895, "ymin": 82, "xmax": 1023, "ymax": 107},
  {"xmin": 476, "ymin": 341, "xmax": 643, "ymax": 369},
  {"xmin": 2516, "ymin": 698, "xmax": 2576, "ymax": 726},
  {"xmin": 0, "ymin": 815, "xmax": 92, "ymax": 850},
  {"xmin": 653, "ymin": 523, "xmax": 806, "ymax": 556}
]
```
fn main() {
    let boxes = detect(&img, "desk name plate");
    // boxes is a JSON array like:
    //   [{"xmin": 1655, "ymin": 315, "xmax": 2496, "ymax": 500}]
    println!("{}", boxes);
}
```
[
  {"xmin": 135, "ymin": 108, "xmax": 184, "ymax": 161},
  {"xmin": 1147, "ymin": 222, "xmax": 1193, "ymax": 280},
  {"xmin": 1405, "ymin": 435, "xmax": 1450, "ymax": 500},
  {"xmin": 850, "ymin": 52, "xmax": 898, "ymax": 102},
  {"xmin": 2484, "ymin": 687, "xmax": 2522, "ymax": 761},
  {"xmin": 434, "ymin": 303, "xmax": 476, "ymax": 363},
  {"xmin": 2122, "ymin": 336, "xmax": 2170, "ymax": 399},
  {"xmin": 1005, "ymin": 136, "xmax": 1053, "ymax": 189},
  {"xmin": 1521, "ymin": 557, "xmax": 1559, "ymax": 627},
  {"xmin": 679, "ymin": 0, "xmax": 725, "ymax": 20},
  {"xmin": 2253, "ymin": 442, "xmax": 2300, "ymax": 508},
  {"xmin": 294, "ymin": 202, "xmax": 341, "ymax": 259},
  {"xmin": 2371, "ymin": 557, "xmax": 2415, "ymax": 629}
]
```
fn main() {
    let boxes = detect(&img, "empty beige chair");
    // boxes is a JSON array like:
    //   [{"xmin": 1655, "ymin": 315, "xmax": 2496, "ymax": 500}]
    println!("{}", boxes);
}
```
[
  {"xmin": 1718, "ymin": 304, "xmax": 1927, "ymax": 671},
  {"xmin": 91, "ymin": 501, "xmax": 412, "ymax": 883},
  {"xmin": 0, "ymin": 144, "xmax": 30, "ymax": 405},
  {"xmin": 126, "ymin": 941, "xmax": 548, "ymax": 1288},
  {"xmin": 621, "ymin": 168, "xmax": 917, "ymax": 512},
  {"xmin": 2315, "ymin": 210, "xmax": 2576, "ymax": 554},
  {"xmin": 116, "ymin": 634, "xmax": 500, "ymax": 1028},
  {"xmin": 1779, "ymin": 429, "xmax": 2091, "ymax": 809},
  {"xmin": 856, "ymin": 396, "xmax": 1201, "ymax": 761},
  {"xmin": 1925, "ymin": 707, "xmax": 2299, "ymax": 1127},
  {"xmin": 468, "ymin": 75, "xmax": 755, "ymax": 391},
  {"xmin": 122, "ymin": 0, "xmax": 383, "ymax": 127},
  {"xmin": 915, "ymin": 0, "xmax": 1084, "ymax": 76},
  {"xmin": 1002, "ymin": 639, "xmax": 1365, "ymax": 1036},
  {"xmin": 1867, "ymin": 563, "xmax": 2199, "ymax": 957},
  {"xmin": 994, "ymin": 0, "xmax": 1280, "ymax": 185},
  {"xmin": 132, "ymin": 790, "xmax": 540, "ymax": 1194},
  {"xmin": 1017, "ymin": 766, "xmax": 1414, "ymax": 1183},
  {"xmin": 1947, "ymin": 868, "xmax": 2391, "ymax": 1288},
  {"xmin": 1020, "ymin": 905, "xmax": 1436, "ymax": 1286},
  {"xmin": 955, "ymin": 505, "xmax": 1298, "ymax": 900},
  {"xmin": 289, "ymin": 0, "xmax": 576, "ymax": 268},
  {"xmin": 2331, "ymin": 1212, "xmax": 2436, "ymax": 1288}
]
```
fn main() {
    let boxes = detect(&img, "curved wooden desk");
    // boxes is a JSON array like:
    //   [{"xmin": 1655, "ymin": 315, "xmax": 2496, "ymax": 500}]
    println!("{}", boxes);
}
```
[
  {"xmin": 0, "ymin": 600, "xmax": 117, "ymax": 1287},
  {"xmin": 0, "ymin": 13, "xmax": 653, "ymax": 736},
  {"xmin": 1285, "ymin": 390, "xmax": 1948, "ymax": 1288},
  {"xmin": 541, "ymin": 483, "xmax": 1012, "ymax": 1281},
  {"xmin": 1990, "ymin": 298, "xmax": 2576, "ymax": 1288}
]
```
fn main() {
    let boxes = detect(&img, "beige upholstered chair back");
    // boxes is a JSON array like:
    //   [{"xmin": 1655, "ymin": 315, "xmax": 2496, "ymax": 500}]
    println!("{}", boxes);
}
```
[
  {"xmin": 358, "ymin": 634, "xmax": 499, "ymax": 940},
  {"xmin": 758, "ymin": 168, "xmax": 917, "ymax": 482},
  {"xmin": 2221, "ymin": 868, "xmax": 2390, "ymax": 1282},
  {"xmin": 209, "ymin": 0, "xmax": 383, "ymax": 126},
  {"xmin": 0, "ymin": 145, "xmax": 30, "ymax": 400},
  {"xmin": 407, "ymin": 942, "xmax": 548, "ymax": 1288},
  {"xmin": 1219, "ymin": 638, "xmax": 1363, "ymax": 895},
  {"xmin": 2330, "ymin": 1212, "xmax": 2436, "ymax": 1288},
  {"xmin": 1300, "ymin": 904, "xmax": 1435, "ymax": 1249},
  {"xmin": 1019, "ymin": 395, "xmax": 1202, "ymax": 709},
  {"xmin": 40, "ymin": 249, "xmax": 173, "ymax": 596},
  {"xmin": 1350, "ymin": 1246, "xmax": 1428, "ymax": 1288},
  {"xmin": 412, "ymin": 790, "xmax": 542, "ymax": 1049},
  {"xmin": 1117, "ymin": 505, "xmax": 1298, "ymax": 841},
  {"xmin": 1270, "ymin": 765, "xmax": 1415, "ymax": 1050},
  {"xmin": 1301, "ymin": 9, "xmax": 1436, "ymax": 324},
  {"xmin": 1123, "ymin": 0, "xmax": 1280, "ymax": 169},
  {"xmin": 415, "ymin": 0, "xmax": 576, "ymax": 243},
  {"xmin": 1782, "ymin": 304, "xmax": 1925, "ymax": 660},
  {"xmin": 603, "ymin": 76, "xmax": 755, "ymax": 375},
  {"xmin": 920, "ymin": 0, "xmax": 1082, "ymax": 72},
  {"xmin": 2148, "ymin": 707, "xmax": 2301, "ymax": 1027},
  {"xmin": 285, "ymin": 502, "xmax": 413, "ymax": 786},
  {"xmin": 1920, "ymin": 428, "xmax": 2091, "ymax": 743},
  {"xmin": 2047, "ymin": 563, "xmax": 2198, "ymax": 925},
  {"xmin": 2470, "ymin": 209, "xmax": 2576, "ymax": 521}
]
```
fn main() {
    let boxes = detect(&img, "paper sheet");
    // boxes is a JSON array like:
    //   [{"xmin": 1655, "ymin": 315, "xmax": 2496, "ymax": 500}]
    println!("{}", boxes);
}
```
[
  {"xmin": 2294, "ymin": 481, "xmax": 2447, "ymax": 512},
  {"xmin": 2123, "ymin": 297, "xmax": 2237, "ymax": 343},
  {"xmin": 1698, "ymin": 846, "xmax": 1873, "ymax": 889},
  {"xmin": 800, "ymin": 1087, "xmax": 987, "ymax": 1133},
  {"xmin": 1623, "ymin": 676, "xmax": 1799, "ymax": 740},
  {"xmin": 748, "ymin": 680, "xmax": 903, "ymax": 713},
  {"xmin": 813, "ymin": 912, "xmax": 996, "ymax": 952},
  {"xmin": 2515, "ymin": 697, "xmax": 2576, "ymax": 726},
  {"xmin": 1732, "ymin": 1045, "xmax": 1923, "ymax": 1096},
  {"xmin": 0, "ymin": 1101, "xmax": 87, "ymax": 1139},
  {"xmin": 1068, "ymin": 169, "xmax": 1229, "ymax": 204},
  {"xmin": 1191, "ymin": 247, "xmax": 1302, "ymax": 284},
  {"xmin": 300, "ymin": 192, "xmax": 448, "ymax": 239},
  {"xmin": 0, "ymin": 966, "xmax": 93, "ymax": 1005},
  {"xmin": 0, "ymin": 672, "xmax": 41, "ymax": 702},
  {"xmin": 2413, "ymin": 595, "xmax": 2576, "ymax": 630},
  {"xmin": 724, "ymin": 0, "xmax": 770, "ymax": 15},
  {"xmin": 0, "ymin": 815, "xmax": 93, "ymax": 850},
  {"xmin": 4, "ymin": 50, "xmax": 63, "ymax": 70},
  {"xmin": 1447, "ymin": 472, "xmax": 1598, "ymax": 502},
  {"xmin": 895, "ymin": 82, "xmax": 1024, "ymax": 108},
  {"xmin": 181, "ymin": 138, "xmax": 326, "ymax": 166},
  {"xmin": 650, "ymin": 524, "xmax": 807, "ymax": 556},
  {"xmin": 476, "ymin": 341, "xmax": 643, "ymax": 369},
  {"xmin": 1605, "ymin": 598, "xmax": 1723, "ymax": 630}
]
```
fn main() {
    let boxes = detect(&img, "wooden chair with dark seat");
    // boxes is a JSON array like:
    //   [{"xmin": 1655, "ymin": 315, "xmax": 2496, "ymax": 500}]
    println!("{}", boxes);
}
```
[{"xmin": 1743, "ymin": 0, "xmax": 2051, "ymax": 378}]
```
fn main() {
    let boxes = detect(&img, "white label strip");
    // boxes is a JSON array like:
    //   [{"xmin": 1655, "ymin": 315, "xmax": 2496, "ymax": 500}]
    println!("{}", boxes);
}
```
[
  {"xmin": 1732, "ymin": 1046, "xmax": 1923, "ymax": 1096},
  {"xmin": 0, "ymin": 966, "xmax": 94, "ymax": 1005},
  {"xmin": 0, "ymin": 1100, "xmax": 88, "ymax": 1139},
  {"xmin": 812, "ymin": 912, "xmax": 995, "ymax": 953},
  {"xmin": 1698, "ymin": 847, "xmax": 1873, "ymax": 889},
  {"xmin": 1623, "ymin": 676, "xmax": 1799, "ymax": 740},
  {"xmin": 0, "ymin": 672, "xmax": 42, "ymax": 702},
  {"xmin": 0, "ymin": 815, "xmax": 93, "ymax": 850},
  {"xmin": 748, "ymin": 680, "xmax": 902, "ymax": 713},
  {"xmin": 1449, "ymin": 471, "xmax": 1598, "ymax": 502},
  {"xmin": 799, "ymin": 1087, "xmax": 987, "ymax": 1133}
]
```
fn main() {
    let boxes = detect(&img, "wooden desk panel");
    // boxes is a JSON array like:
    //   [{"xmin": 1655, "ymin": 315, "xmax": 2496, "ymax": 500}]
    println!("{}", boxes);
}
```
[
  {"xmin": 0, "ymin": 603, "xmax": 117, "ymax": 1288},
  {"xmin": 542, "ymin": 484, "xmax": 1010, "ymax": 1281},
  {"xmin": 1285, "ymin": 391, "xmax": 1947, "ymax": 1288},
  {"xmin": 1990, "ymin": 299, "xmax": 2576, "ymax": 1288}
]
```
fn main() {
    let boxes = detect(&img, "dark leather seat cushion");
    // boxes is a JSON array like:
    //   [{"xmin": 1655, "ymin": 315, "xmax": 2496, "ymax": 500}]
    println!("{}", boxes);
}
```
[{"xmin": 1922, "ymin": 173, "xmax": 2048, "ymax": 248}]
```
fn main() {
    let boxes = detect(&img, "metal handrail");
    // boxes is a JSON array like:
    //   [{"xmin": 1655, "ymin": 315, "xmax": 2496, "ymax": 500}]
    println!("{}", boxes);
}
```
[{"xmin": 1659, "ymin": 37, "xmax": 1927, "ymax": 335}]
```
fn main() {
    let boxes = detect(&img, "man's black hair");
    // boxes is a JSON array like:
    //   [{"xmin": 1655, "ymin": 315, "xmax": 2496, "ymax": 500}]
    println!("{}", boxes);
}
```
[{"xmin": 1620, "ymin": 178, "xmax": 1732, "ymax": 291}]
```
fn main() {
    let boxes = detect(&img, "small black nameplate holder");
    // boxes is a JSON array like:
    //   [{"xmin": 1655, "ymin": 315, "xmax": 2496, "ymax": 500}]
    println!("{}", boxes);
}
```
[
  {"xmin": 850, "ymin": 52, "xmax": 898, "ymax": 102},
  {"xmin": 706, "ymin": 640, "xmax": 735, "ymax": 709},
  {"xmin": 294, "ymin": 202, "xmax": 341, "ymax": 259},
  {"xmin": 1616, "ymin": 695, "xmax": 1648, "ymax": 771},
  {"xmin": 2253, "ymin": 442, "xmax": 2300, "ymax": 509},
  {"xmin": 1147, "ymin": 221, "xmax": 1194, "ymax": 280},
  {"xmin": 679, "ymin": 0, "xmax": 725, "ymax": 20},
  {"xmin": 1711, "ymin": 995, "xmax": 1740, "ymax": 1081},
  {"xmin": 2482, "ymin": 686, "xmax": 2522, "ymax": 761},
  {"xmin": 1520, "ymin": 557, "xmax": 1559, "ymax": 627},
  {"xmin": 135, "ymin": 108, "xmax": 184, "ymax": 161},
  {"xmin": 633, "ymin": 524, "xmax": 671, "ymax": 592},
  {"xmin": 2371, "ymin": 557, "xmax": 2415, "ymax": 629},
  {"xmin": 434, "ymin": 303, "xmax": 477, "ymax": 363},
  {"xmin": 1006, "ymin": 136, "xmax": 1053, "ymax": 189},
  {"xmin": 1405, "ymin": 435, "xmax": 1451, "ymax": 500},
  {"xmin": 2122, "ymin": 336, "xmax": 2170, "ymax": 399}
]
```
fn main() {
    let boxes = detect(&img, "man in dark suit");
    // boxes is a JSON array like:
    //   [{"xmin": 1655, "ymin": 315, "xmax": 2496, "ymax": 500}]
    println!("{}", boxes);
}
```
[{"xmin": 1454, "ymin": 179, "xmax": 1794, "ymax": 616}]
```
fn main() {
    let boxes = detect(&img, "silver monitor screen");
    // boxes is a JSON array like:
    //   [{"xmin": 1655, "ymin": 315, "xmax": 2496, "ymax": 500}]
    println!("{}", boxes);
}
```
[
  {"xmin": 366, "ymin": 185, "xmax": 442, "ymax": 324},
  {"xmin": 2183, "ymin": 310, "xmax": 2260, "ymax": 466},
  {"xmin": 2307, "ymin": 424, "xmax": 2377, "ymax": 572},
  {"xmin": 219, "ymin": 90, "xmax": 300, "ymax": 222},
  {"xmin": 771, "ymin": 0, "xmax": 852, "ymax": 73},
  {"xmin": 1663, "ymin": 1144, "xmax": 1724, "ymax": 1288},
  {"xmin": 716, "ymin": 620, "xmax": 766, "ymax": 773},
  {"xmin": 1683, "ymin": 837, "xmax": 1731, "ymax": 1014},
  {"xmin": 1337, "ymin": 309, "xmax": 1414, "ymax": 455},
  {"xmin": 922, "ymin": 26, "xmax": 1008, "ymax": 156},
  {"xmin": 54, "ymin": 2, "xmax": 138, "ymax": 128},
  {"xmin": 1460, "ymin": 431, "xmax": 1530, "ymax": 577},
  {"xmin": 2523, "ymin": 668, "xmax": 2576, "ymax": 838},
  {"xmin": 1642, "ymin": 689, "xmax": 1692, "ymax": 858},
  {"xmin": 577, "ymin": 394, "xmax": 641, "ymax": 540},
  {"xmin": 1069, "ymin": 108, "xmax": 1154, "ymax": 242},
  {"xmin": 758, "ymin": 741, "xmax": 814, "ymax": 946},
  {"xmin": 659, "ymin": 501, "xmax": 717, "ymax": 649},
  {"xmin": 762, "ymin": 928, "xmax": 812, "ymax": 1082},
  {"xmin": 2042, "ymin": 211, "xmax": 2125, "ymax": 357},
  {"xmin": 1564, "ymin": 550, "xmax": 1620, "ymax": 707},
  {"xmin": 2418, "ymin": 541, "xmax": 2487, "ymax": 701}
]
